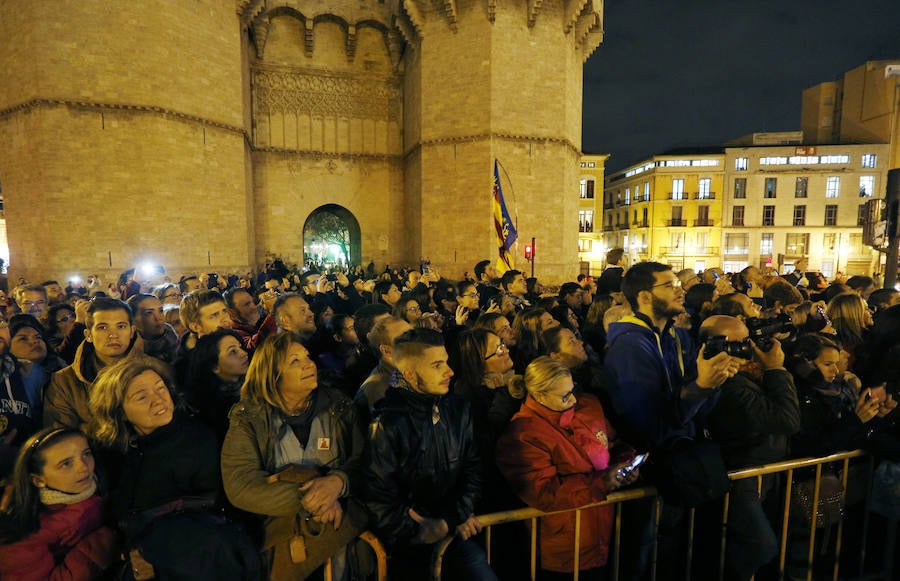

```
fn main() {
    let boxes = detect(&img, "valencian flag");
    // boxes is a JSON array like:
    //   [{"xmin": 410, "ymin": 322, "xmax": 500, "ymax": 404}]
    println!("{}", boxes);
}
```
[{"xmin": 492, "ymin": 159, "xmax": 517, "ymax": 274}]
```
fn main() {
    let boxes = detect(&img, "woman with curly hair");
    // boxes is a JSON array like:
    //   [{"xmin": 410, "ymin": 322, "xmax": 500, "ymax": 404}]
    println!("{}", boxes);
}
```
[
  {"xmin": 510, "ymin": 308, "xmax": 560, "ymax": 373},
  {"xmin": 90, "ymin": 356, "xmax": 260, "ymax": 580}
]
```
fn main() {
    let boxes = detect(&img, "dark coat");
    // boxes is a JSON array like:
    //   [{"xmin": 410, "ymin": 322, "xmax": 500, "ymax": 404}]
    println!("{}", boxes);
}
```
[
  {"xmin": 364, "ymin": 384, "xmax": 481, "ymax": 547},
  {"xmin": 708, "ymin": 367, "xmax": 800, "ymax": 468}
]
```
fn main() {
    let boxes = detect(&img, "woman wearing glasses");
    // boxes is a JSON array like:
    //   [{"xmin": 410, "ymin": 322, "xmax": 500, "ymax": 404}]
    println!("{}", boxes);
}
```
[
  {"xmin": 451, "ymin": 327, "xmax": 524, "ymax": 512},
  {"xmin": 497, "ymin": 357, "xmax": 638, "ymax": 581}
]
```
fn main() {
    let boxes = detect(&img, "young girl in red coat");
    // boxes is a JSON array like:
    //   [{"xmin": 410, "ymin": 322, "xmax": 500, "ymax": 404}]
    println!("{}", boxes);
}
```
[{"xmin": 0, "ymin": 428, "xmax": 116, "ymax": 581}]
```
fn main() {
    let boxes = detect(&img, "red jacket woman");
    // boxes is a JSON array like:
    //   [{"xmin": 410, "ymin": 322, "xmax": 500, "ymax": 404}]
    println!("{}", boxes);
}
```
[{"xmin": 496, "ymin": 357, "xmax": 636, "ymax": 575}]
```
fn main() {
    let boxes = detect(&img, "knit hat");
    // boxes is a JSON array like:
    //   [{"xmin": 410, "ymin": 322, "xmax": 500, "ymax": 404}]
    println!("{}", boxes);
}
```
[{"xmin": 8, "ymin": 313, "xmax": 46, "ymax": 341}]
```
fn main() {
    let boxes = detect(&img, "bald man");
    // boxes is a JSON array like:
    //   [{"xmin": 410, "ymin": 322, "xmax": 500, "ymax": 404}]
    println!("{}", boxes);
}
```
[{"xmin": 700, "ymin": 315, "xmax": 799, "ymax": 580}]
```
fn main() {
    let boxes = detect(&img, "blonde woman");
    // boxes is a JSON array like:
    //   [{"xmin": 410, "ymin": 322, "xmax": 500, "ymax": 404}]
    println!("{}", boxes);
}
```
[
  {"xmin": 221, "ymin": 332, "xmax": 369, "ymax": 580},
  {"xmin": 90, "ymin": 356, "xmax": 260, "ymax": 580},
  {"xmin": 826, "ymin": 292, "xmax": 873, "ymax": 358},
  {"xmin": 496, "ymin": 356, "xmax": 637, "ymax": 580}
]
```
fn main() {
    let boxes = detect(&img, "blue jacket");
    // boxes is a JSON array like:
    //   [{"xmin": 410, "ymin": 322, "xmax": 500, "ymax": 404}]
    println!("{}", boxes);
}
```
[{"xmin": 603, "ymin": 313, "xmax": 719, "ymax": 449}]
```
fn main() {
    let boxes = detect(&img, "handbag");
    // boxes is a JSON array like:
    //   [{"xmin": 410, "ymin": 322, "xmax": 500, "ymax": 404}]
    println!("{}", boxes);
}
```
[
  {"xmin": 790, "ymin": 473, "xmax": 845, "ymax": 528},
  {"xmin": 264, "ymin": 464, "xmax": 369, "ymax": 580},
  {"xmin": 650, "ymin": 437, "xmax": 730, "ymax": 507}
]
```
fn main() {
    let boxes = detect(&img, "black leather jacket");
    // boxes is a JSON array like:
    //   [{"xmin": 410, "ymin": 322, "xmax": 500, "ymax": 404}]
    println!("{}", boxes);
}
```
[{"xmin": 363, "ymin": 375, "xmax": 481, "ymax": 547}]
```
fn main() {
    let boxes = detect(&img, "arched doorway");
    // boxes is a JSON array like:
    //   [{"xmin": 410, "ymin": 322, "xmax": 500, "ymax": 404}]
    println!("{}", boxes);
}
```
[{"xmin": 302, "ymin": 204, "xmax": 362, "ymax": 268}]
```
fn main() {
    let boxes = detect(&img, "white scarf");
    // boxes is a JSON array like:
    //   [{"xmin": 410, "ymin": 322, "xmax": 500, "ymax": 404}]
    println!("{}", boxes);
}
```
[{"xmin": 39, "ymin": 475, "xmax": 98, "ymax": 506}]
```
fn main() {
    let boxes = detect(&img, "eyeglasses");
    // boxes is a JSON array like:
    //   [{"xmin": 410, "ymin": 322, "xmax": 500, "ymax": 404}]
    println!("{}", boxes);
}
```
[
  {"xmin": 56, "ymin": 314, "xmax": 74, "ymax": 324},
  {"xmin": 541, "ymin": 388, "xmax": 575, "ymax": 404},
  {"xmin": 163, "ymin": 293, "xmax": 181, "ymax": 300},
  {"xmin": 651, "ymin": 279, "xmax": 682, "ymax": 290},
  {"xmin": 460, "ymin": 292, "xmax": 478, "ymax": 298},
  {"xmin": 484, "ymin": 341, "xmax": 508, "ymax": 360},
  {"xmin": 24, "ymin": 300, "xmax": 47, "ymax": 307},
  {"xmin": 406, "ymin": 305, "xmax": 422, "ymax": 312}
]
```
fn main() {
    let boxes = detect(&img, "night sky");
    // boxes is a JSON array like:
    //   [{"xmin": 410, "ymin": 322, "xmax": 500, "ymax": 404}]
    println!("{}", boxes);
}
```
[{"xmin": 583, "ymin": 0, "xmax": 900, "ymax": 172}]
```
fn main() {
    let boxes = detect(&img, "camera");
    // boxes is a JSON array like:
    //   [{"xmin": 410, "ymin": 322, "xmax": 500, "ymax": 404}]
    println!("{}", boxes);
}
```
[
  {"xmin": 746, "ymin": 313, "xmax": 795, "ymax": 352},
  {"xmin": 703, "ymin": 336, "xmax": 754, "ymax": 360},
  {"xmin": 325, "ymin": 273, "xmax": 338, "ymax": 282}
]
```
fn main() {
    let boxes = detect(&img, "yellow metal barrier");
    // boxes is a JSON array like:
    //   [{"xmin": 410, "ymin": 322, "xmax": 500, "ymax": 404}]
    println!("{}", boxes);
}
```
[
  {"xmin": 430, "ymin": 449, "xmax": 886, "ymax": 581},
  {"xmin": 325, "ymin": 530, "xmax": 389, "ymax": 581}
]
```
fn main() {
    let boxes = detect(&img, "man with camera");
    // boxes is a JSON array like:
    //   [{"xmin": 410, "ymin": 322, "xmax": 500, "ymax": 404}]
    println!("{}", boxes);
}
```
[{"xmin": 700, "ymin": 315, "xmax": 800, "ymax": 580}]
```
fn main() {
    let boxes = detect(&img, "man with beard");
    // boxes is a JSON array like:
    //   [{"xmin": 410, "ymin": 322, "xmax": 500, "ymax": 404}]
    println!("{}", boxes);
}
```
[
  {"xmin": 604, "ymin": 262, "xmax": 736, "ymax": 449},
  {"xmin": 604, "ymin": 262, "xmax": 738, "ymax": 580}
]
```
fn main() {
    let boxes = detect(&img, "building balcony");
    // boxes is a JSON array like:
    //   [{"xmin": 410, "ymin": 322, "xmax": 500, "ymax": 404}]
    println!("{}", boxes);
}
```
[
  {"xmin": 695, "ymin": 192, "xmax": 717, "ymax": 200},
  {"xmin": 579, "ymin": 224, "xmax": 595, "ymax": 233},
  {"xmin": 667, "ymin": 219, "xmax": 688, "ymax": 227},
  {"xmin": 693, "ymin": 219, "xmax": 714, "ymax": 227},
  {"xmin": 732, "ymin": 220, "xmax": 744, "ymax": 226},
  {"xmin": 602, "ymin": 224, "xmax": 614, "ymax": 232},
  {"xmin": 603, "ymin": 203, "xmax": 614, "ymax": 210},
  {"xmin": 666, "ymin": 193, "xmax": 688, "ymax": 201},
  {"xmin": 659, "ymin": 246, "xmax": 719, "ymax": 256},
  {"xmin": 631, "ymin": 220, "xmax": 649, "ymax": 228}
]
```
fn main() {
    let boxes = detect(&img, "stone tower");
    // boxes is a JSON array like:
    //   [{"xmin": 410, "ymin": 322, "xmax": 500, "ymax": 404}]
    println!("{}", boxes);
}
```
[
  {"xmin": 399, "ymin": 0, "xmax": 604, "ymax": 280},
  {"xmin": 0, "ymin": 0, "xmax": 603, "ymax": 282},
  {"xmin": 0, "ymin": 1, "xmax": 252, "ymax": 282}
]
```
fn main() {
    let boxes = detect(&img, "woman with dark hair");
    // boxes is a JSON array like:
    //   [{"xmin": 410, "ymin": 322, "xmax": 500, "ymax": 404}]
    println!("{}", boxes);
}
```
[
  {"xmin": 187, "ymin": 329, "xmax": 250, "ymax": 441},
  {"xmin": 90, "ymin": 356, "xmax": 260, "ymax": 580},
  {"xmin": 548, "ymin": 304, "xmax": 582, "ymax": 335},
  {"xmin": 44, "ymin": 304, "xmax": 77, "ymax": 352},
  {"xmin": 8, "ymin": 315, "xmax": 67, "ymax": 425},
  {"xmin": 393, "ymin": 293, "xmax": 424, "ymax": 324},
  {"xmin": 455, "ymin": 280, "xmax": 484, "ymax": 327},
  {"xmin": 221, "ymin": 332, "xmax": 368, "ymax": 580},
  {"xmin": 316, "ymin": 314, "xmax": 360, "ymax": 373},
  {"xmin": 511, "ymin": 308, "xmax": 560, "ymax": 373},
  {"xmin": 473, "ymin": 311, "xmax": 516, "ymax": 348},
  {"xmin": 451, "ymin": 327, "xmax": 524, "ymax": 512},
  {"xmin": 372, "ymin": 280, "xmax": 401, "ymax": 308},
  {"xmin": 0, "ymin": 428, "xmax": 116, "ymax": 580}
]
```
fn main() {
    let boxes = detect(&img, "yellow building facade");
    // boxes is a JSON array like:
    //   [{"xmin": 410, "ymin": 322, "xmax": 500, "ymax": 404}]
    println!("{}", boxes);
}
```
[
  {"xmin": 577, "ymin": 153, "xmax": 609, "ymax": 273},
  {"xmin": 603, "ymin": 152, "xmax": 725, "ymax": 272}
]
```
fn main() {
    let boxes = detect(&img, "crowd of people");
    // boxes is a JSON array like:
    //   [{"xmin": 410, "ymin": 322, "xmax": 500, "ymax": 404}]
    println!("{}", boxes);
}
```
[{"xmin": 0, "ymin": 252, "xmax": 899, "ymax": 580}]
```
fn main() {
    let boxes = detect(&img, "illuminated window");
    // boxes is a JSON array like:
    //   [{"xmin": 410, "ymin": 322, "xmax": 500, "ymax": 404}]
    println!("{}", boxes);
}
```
[
  {"xmin": 824, "ymin": 205, "xmax": 837, "ymax": 226},
  {"xmin": 643, "ymin": 182, "xmax": 650, "ymax": 202},
  {"xmin": 795, "ymin": 177, "xmax": 808, "ymax": 198},
  {"xmin": 671, "ymin": 178, "xmax": 685, "ymax": 200},
  {"xmin": 578, "ymin": 238, "xmax": 593, "ymax": 252},
  {"xmin": 762, "ymin": 205, "xmax": 775, "ymax": 226},
  {"xmin": 732, "ymin": 206, "xmax": 744, "ymax": 226},
  {"xmin": 820, "ymin": 155, "xmax": 849, "ymax": 164},
  {"xmin": 825, "ymin": 176, "xmax": 840, "ymax": 198},
  {"xmin": 725, "ymin": 233, "xmax": 749, "ymax": 255},
  {"xmin": 765, "ymin": 178, "xmax": 777, "ymax": 198},
  {"xmin": 579, "ymin": 210, "xmax": 594, "ymax": 232},
  {"xmin": 624, "ymin": 187, "xmax": 631, "ymax": 205},
  {"xmin": 793, "ymin": 205, "xmax": 806, "ymax": 226},
  {"xmin": 733, "ymin": 178, "xmax": 746, "ymax": 198},
  {"xmin": 859, "ymin": 175, "xmax": 874, "ymax": 197},
  {"xmin": 862, "ymin": 154, "xmax": 877, "ymax": 168},
  {"xmin": 760, "ymin": 233, "xmax": 774, "ymax": 256},
  {"xmin": 786, "ymin": 233, "xmax": 809, "ymax": 256},
  {"xmin": 579, "ymin": 179, "xmax": 595, "ymax": 199},
  {"xmin": 735, "ymin": 157, "xmax": 748, "ymax": 171},
  {"xmin": 858, "ymin": 204, "xmax": 867, "ymax": 227},
  {"xmin": 698, "ymin": 178, "xmax": 712, "ymax": 199}
]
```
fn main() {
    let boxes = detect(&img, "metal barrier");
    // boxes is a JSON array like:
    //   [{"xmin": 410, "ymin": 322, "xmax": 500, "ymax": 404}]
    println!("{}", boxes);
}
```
[
  {"xmin": 325, "ymin": 530, "xmax": 389, "ymax": 581},
  {"xmin": 431, "ymin": 450, "xmax": 890, "ymax": 581}
]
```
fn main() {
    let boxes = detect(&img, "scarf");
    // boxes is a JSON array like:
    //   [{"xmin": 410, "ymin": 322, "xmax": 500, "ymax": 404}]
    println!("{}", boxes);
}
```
[{"xmin": 40, "ymin": 475, "xmax": 98, "ymax": 506}]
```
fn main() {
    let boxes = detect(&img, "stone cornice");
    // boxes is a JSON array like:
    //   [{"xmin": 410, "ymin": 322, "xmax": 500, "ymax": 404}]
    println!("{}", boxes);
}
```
[
  {"xmin": 252, "ymin": 147, "xmax": 401, "ymax": 162},
  {"xmin": 0, "ymin": 99, "xmax": 247, "ymax": 137},
  {"xmin": 405, "ymin": 132, "xmax": 581, "ymax": 159}
]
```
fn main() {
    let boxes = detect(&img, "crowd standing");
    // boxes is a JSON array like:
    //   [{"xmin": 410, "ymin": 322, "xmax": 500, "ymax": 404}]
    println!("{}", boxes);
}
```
[{"xmin": 0, "ymin": 254, "xmax": 899, "ymax": 580}]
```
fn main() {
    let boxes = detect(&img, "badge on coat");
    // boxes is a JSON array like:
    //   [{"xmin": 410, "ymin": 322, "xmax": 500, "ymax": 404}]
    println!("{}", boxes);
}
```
[
  {"xmin": 317, "ymin": 437, "xmax": 331, "ymax": 451},
  {"xmin": 595, "ymin": 430, "xmax": 608, "ymax": 447}
]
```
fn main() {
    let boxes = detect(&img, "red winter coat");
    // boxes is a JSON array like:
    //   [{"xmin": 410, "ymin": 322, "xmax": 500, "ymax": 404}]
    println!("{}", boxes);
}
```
[
  {"xmin": 0, "ymin": 495, "xmax": 116, "ymax": 581},
  {"xmin": 496, "ymin": 394, "xmax": 616, "ymax": 573}
]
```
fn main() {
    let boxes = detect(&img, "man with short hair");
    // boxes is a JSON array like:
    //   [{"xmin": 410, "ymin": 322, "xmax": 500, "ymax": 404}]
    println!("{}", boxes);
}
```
[
  {"xmin": 44, "ymin": 298, "xmax": 142, "ymax": 431},
  {"xmin": 42, "ymin": 280, "xmax": 66, "ymax": 305},
  {"xmin": 224, "ymin": 287, "xmax": 277, "ymax": 351},
  {"xmin": 353, "ymin": 316, "xmax": 411, "ymax": 426},
  {"xmin": 846, "ymin": 275, "xmax": 876, "ymax": 300},
  {"xmin": 500, "ymin": 269, "xmax": 529, "ymax": 312},
  {"xmin": 763, "ymin": 280, "xmax": 804, "ymax": 314},
  {"xmin": 364, "ymin": 328, "xmax": 496, "ymax": 579},
  {"xmin": 596, "ymin": 247, "xmax": 626, "ymax": 295},
  {"xmin": 179, "ymin": 275, "xmax": 202, "ymax": 294},
  {"xmin": 127, "ymin": 293, "xmax": 178, "ymax": 364},
  {"xmin": 701, "ymin": 315, "xmax": 799, "ymax": 580},
  {"xmin": 20, "ymin": 284, "xmax": 49, "ymax": 320},
  {"xmin": 273, "ymin": 293, "xmax": 316, "ymax": 339}
]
